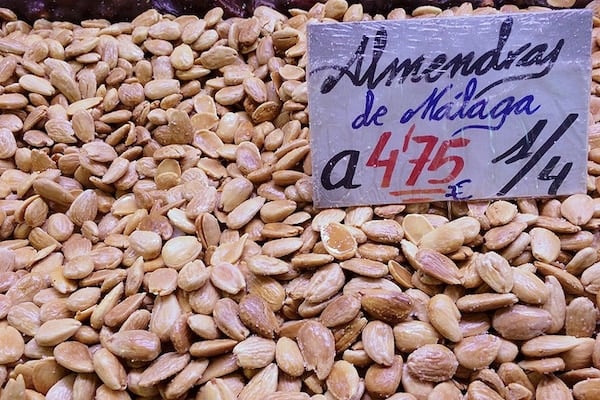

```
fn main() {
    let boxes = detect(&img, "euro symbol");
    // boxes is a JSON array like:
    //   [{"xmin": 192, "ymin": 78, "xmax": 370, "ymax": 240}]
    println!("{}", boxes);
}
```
[{"xmin": 445, "ymin": 179, "xmax": 473, "ymax": 200}]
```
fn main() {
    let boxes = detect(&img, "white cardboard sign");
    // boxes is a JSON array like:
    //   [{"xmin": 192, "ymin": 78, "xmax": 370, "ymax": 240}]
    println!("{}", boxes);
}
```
[{"xmin": 307, "ymin": 10, "xmax": 592, "ymax": 207}]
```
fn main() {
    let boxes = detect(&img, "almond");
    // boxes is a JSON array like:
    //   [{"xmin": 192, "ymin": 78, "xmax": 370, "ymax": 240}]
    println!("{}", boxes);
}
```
[
  {"xmin": 406, "ymin": 344, "xmax": 458, "ymax": 382},
  {"xmin": 360, "ymin": 289, "xmax": 412, "ymax": 325}
]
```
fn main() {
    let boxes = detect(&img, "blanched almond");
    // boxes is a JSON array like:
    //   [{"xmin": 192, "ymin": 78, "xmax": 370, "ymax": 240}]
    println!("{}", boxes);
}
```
[
  {"xmin": 406, "ymin": 344, "xmax": 458, "ymax": 382},
  {"xmin": 297, "ymin": 320, "xmax": 335, "ymax": 380}
]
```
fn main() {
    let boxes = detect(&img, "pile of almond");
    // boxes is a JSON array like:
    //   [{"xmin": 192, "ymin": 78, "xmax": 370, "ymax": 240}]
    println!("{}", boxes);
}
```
[{"xmin": 1, "ymin": 1, "xmax": 600, "ymax": 399}]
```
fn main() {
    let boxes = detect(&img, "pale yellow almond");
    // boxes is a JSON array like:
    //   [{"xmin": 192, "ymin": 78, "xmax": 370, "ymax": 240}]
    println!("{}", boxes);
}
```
[
  {"xmin": 304, "ymin": 262, "xmax": 345, "ymax": 303},
  {"xmin": 189, "ymin": 339, "xmax": 238, "ymax": 359},
  {"xmin": 164, "ymin": 359, "xmax": 209, "ymax": 399},
  {"xmin": 361, "ymin": 289, "xmax": 412, "ymax": 325},
  {"xmin": 210, "ymin": 234, "xmax": 247, "ymax": 265},
  {"xmin": 246, "ymin": 273, "xmax": 285, "ymax": 313},
  {"xmin": 498, "ymin": 232, "xmax": 530, "ymax": 262},
  {"xmin": 573, "ymin": 377, "xmax": 600, "ymax": 400},
  {"xmin": 415, "ymin": 248, "xmax": 461, "ymax": 285},
  {"xmin": 243, "ymin": 76, "xmax": 268, "ymax": 103},
  {"xmin": 105, "ymin": 330, "xmax": 161, "ymax": 362},
  {"xmin": 199, "ymin": 46, "xmax": 238, "ymax": 69},
  {"xmin": 297, "ymin": 320, "xmax": 335, "ymax": 380},
  {"xmin": 360, "ymin": 219, "xmax": 404, "ymax": 244},
  {"xmin": 483, "ymin": 221, "xmax": 527, "ymax": 250},
  {"xmin": 511, "ymin": 267, "xmax": 549, "ymax": 305},
  {"xmin": 129, "ymin": 230, "xmax": 162, "ymax": 260},
  {"xmin": 541, "ymin": 275, "xmax": 567, "ymax": 334},
  {"xmin": 237, "ymin": 363, "xmax": 278, "ymax": 400},
  {"xmin": 138, "ymin": 352, "xmax": 191, "ymax": 387},
  {"xmin": 393, "ymin": 321, "xmax": 440, "ymax": 353},
  {"xmin": 144, "ymin": 79, "xmax": 180, "ymax": 99},
  {"xmin": 149, "ymin": 293, "xmax": 182, "ymax": 342},
  {"xmin": 233, "ymin": 336, "xmax": 276, "ymax": 369},
  {"xmin": 419, "ymin": 223, "xmax": 464, "ymax": 254},
  {"xmin": 0, "ymin": 128, "xmax": 17, "ymax": 160},
  {"xmin": 261, "ymin": 237, "xmax": 304, "ymax": 258},
  {"xmin": 521, "ymin": 335, "xmax": 580, "ymax": 358},
  {"xmin": 485, "ymin": 200, "xmax": 518, "ymax": 226},
  {"xmin": 259, "ymin": 199, "xmax": 297, "ymax": 223},
  {"xmin": 92, "ymin": 348, "xmax": 127, "ymax": 391},
  {"xmin": 187, "ymin": 314, "xmax": 219, "ymax": 340},
  {"xmin": 210, "ymin": 262, "xmax": 246, "ymax": 294},
  {"xmin": 220, "ymin": 177, "xmax": 253, "ymax": 212},
  {"xmin": 213, "ymin": 297, "xmax": 250, "ymax": 341},
  {"xmin": 170, "ymin": 43, "xmax": 194, "ymax": 70},
  {"xmin": 0, "ymin": 325, "xmax": 24, "ymax": 364},
  {"xmin": 453, "ymin": 334, "xmax": 501, "ymax": 370},
  {"xmin": 0, "ymin": 93, "xmax": 29, "ymax": 109},
  {"xmin": 406, "ymin": 344, "xmax": 458, "ymax": 382},
  {"xmin": 35, "ymin": 318, "xmax": 82, "ymax": 346},
  {"xmin": 566, "ymin": 297, "xmax": 597, "ymax": 338},
  {"xmin": 177, "ymin": 260, "xmax": 210, "ymax": 292},
  {"xmin": 362, "ymin": 321, "xmax": 395, "ymax": 366},
  {"xmin": 559, "ymin": 231, "xmax": 595, "ymax": 251},
  {"xmin": 90, "ymin": 282, "xmax": 124, "ymax": 330},
  {"xmin": 530, "ymin": 227, "xmax": 561, "ymax": 263},
  {"xmin": 427, "ymin": 294, "xmax": 462, "ymax": 342},
  {"xmin": 326, "ymin": 360, "xmax": 360, "ymax": 400},
  {"xmin": 7, "ymin": 302, "xmax": 41, "ymax": 337},
  {"xmin": 534, "ymin": 215, "xmax": 580, "ymax": 233},
  {"xmin": 466, "ymin": 380, "xmax": 504, "ymax": 400},
  {"xmin": 321, "ymin": 222, "xmax": 357, "ymax": 260},
  {"xmin": 67, "ymin": 190, "xmax": 98, "ymax": 227},
  {"xmin": 567, "ymin": 247, "xmax": 598, "ymax": 275},
  {"xmin": 227, "ymin": 196, "xmax": 266, "ymax": 229},
  {"xmin": 536, "ymin": 374, "xmax": 574, "ymax": 400},
  {"xmin": 196, "ymin": 377, "xmax": 237, "ymax": 399},
  {"xmin": 246, "ymin": 254, "xmax": 290, "ymax": 276},
  {"xmin": 473, "ymin": 251, "xmax": 513, "ymax": 293},
  {"xmin": 365, "ymin": 355, "xmax": 403, "ymax": 398},
  {"xmin": 238, "ymin": 293, "xmax": 280, "ymax": 339},
  {"xmin": 492, "ymin": 305, "xmax": 552, "ymax": 340},
  {"xmin": 146, "ymin": 268, "xmax": 178, "ymax": 296},
  {"xmin": 561, "ymin": 194, "xmax": 594, "ymax": 225},
  {"xmin": 581, "ymin": 262, "xmax": 600, "ymax": 294},
  {"xmin": 358, "ymin": 242, "xmax": 399, "ymax": 262},
  {"xmin": 276, "ymin": 336, "xmax": 305, "ymax": 377},
  {"xmin": 161, "ymin": 236, "xmax": 202, "ymax": 269},
  {"xmin": 518, "ymin": 357, "xmax": 565, "ymax": 374},
  {"xmin": 456, "ymin": 293, "xmax": 518, "ymax": 313},
  {"xmin": 320, "ymin": 294, "xmax": 361, "ymax": 328},
  {"xmin": 495, "ymin": 338, "xmax": 519, "ymax": 363},
  {"xmin": 309, "ymin": 209, "xmax": 346, "ymax": 232},
  {"xmin": 339, "ymin": 258, "xmax": 388, "ymax": 278},
  {"xmin": 445, "ymin": 216, "xmax": 481, "ymax": 243},
  {"xmin": 402, "ymin": 214, "xmax": 434, "ymax": 244},
  {"xmin": 53, "ymin": 341, "xmax": 93, "ymax": 373}
]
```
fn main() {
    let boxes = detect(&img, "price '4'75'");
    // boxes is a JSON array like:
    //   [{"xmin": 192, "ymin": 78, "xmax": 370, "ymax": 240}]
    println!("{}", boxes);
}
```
[{"xmin": 366, "ymin": 124, "xmax": 471, "ymax": 188}]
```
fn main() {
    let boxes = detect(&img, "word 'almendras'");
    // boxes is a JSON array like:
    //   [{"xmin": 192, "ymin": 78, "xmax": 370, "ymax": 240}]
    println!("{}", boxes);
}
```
[{"xmin": 315, "ymin": 17, "xmax": 564, "ymax": 94}]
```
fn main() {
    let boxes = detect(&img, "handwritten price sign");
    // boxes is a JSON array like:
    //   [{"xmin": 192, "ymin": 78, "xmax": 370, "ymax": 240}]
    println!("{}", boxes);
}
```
[{"xmin": 307, "ymin": 10, "xmax": 592, "ymax": 208}]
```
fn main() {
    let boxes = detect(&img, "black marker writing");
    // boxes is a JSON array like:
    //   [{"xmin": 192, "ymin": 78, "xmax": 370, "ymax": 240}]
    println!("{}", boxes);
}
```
[
  {"xmin": 493, "ymin": 113, "xmax": 577, "ymax": 196},
  {"xmin": 314, "ymin": 17, "xmax": 564, "ymax": 94}
]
